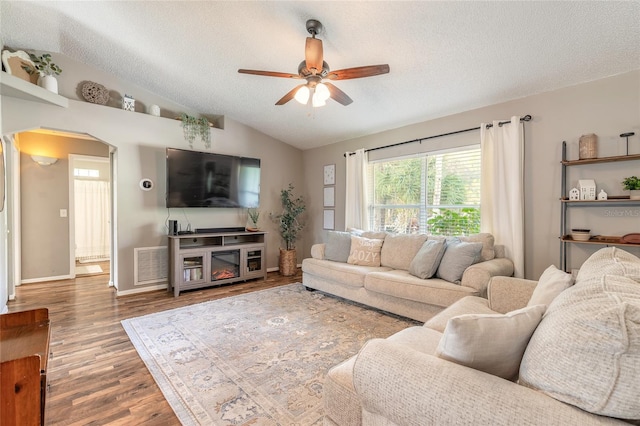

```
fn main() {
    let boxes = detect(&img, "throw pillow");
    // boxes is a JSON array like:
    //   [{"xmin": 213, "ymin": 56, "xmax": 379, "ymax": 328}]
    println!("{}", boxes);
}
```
[
  {"xmin": 436, "ymin": 304, "xmax": 546, "ymax": 380},
  {"xmin": 380, "ymin": 233, "xmax": 428, "ymax": 270},
  {"xmin": 408, "ymin": 239, "xmax": 447, "ymax": 279},
  {"xmin": 324, "ymin": 231, "xmax": 352, "ymax": 262},
  {"xmin": 460, "ymin": 233, "xmax": 496, "ymax": 261},
  {"xmin": 347, "ymin": 235, "xmax": 384, "ymax": 267},
  {"xmin": 527, "ymin": 264, "xmax": 574, "ymax": 308},
  {"xmin": 575, "ymin": 246, "xmax": 640, "ymax": 286},
  {"xmin": 520, "ymin": 274, "xmax": 640, "ymax": 419},
  {"xmin": 436, "ymin": 239, "xmax": 483, "ymax": 284}
]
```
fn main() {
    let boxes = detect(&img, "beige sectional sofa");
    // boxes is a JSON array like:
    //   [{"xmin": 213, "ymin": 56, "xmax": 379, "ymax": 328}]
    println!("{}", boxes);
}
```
[
  {"xmin": 302, "ymin": 231, "xmax": 514, "ymax": 322},
  {"xmin": 323, "ymin": 246, "xmax": 640, "ymax": 425}
]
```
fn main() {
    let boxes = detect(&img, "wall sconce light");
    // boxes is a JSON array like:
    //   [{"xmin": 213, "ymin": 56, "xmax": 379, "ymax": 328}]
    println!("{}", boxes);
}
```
[{"xmin": 31, "ymin": 155, "xmax": 58, "ymax": 166}]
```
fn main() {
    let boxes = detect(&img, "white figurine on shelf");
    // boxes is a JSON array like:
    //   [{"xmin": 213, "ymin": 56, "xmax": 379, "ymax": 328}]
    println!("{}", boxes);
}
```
[
  {"xmin": 569, "ymin": 187, "xmax": 580, "ymax": 201},
  {"xmin": 598, "ymin": 189, "xmax": 608, "ymax": 200}
]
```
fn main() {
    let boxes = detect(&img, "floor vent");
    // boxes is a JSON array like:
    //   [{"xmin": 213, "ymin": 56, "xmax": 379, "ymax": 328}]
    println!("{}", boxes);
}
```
[{"xmin": 134, "ymin": 246, "xmax": 168, "ymax": 286}]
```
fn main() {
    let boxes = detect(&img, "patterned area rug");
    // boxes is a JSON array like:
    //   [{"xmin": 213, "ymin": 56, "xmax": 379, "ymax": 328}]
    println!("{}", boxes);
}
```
[{"xmin": 122, "ymin": 283, "xmax": 417, "ymax": 425}]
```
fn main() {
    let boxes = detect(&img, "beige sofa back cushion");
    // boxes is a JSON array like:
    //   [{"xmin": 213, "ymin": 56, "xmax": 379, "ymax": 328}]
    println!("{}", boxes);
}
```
[
  {"xmin": 520, "ymin": 271, "xmax": 640, "ymax": 419},
  {"xmin": 459, "ymin": 233, "xmax": 495, "ymax": 262},
  {"xmin": 380, "ymin": 233, "xmax": 428, "ymax": 270}
]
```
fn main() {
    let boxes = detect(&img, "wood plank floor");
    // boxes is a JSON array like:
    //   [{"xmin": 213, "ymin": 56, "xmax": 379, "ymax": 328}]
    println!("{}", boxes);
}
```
[{"xmin": 7, "ymin": 269, "xmax": 303, "ymax": 425}]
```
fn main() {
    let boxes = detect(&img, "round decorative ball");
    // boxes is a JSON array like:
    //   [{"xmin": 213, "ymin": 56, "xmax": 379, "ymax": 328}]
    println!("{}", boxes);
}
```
[{"xmin": 81, "ymin": 81, "xmax": 110, "ymax": 105}]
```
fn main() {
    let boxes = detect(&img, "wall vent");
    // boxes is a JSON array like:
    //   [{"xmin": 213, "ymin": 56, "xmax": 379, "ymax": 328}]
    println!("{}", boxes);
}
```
[{"xmin": 134, "ymin": 246, "xmax": 168, "ymax": 286}]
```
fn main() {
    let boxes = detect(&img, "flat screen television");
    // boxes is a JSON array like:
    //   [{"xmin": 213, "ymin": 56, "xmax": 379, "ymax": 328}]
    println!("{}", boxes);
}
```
[{"xmin": 166, "ymin": 148, "xmax": 260, "ymax": 208}]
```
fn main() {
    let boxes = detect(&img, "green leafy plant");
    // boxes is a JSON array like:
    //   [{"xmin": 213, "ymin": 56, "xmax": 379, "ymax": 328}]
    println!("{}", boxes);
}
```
[
  {"xmin": 622, "ymin": 176, "xmax": 640, "ymax": 191},
  {"xmin": 247, "ymin": 207, "xmax": 260, "ymax": 229},
  {"xmin": 427, "ymin": 207, "xmax": 480, "ymax": 236},
  {"xmin": 180, "ymin": 113, "xmax": 211, "ymax": 149},
  {"xmin": 28, "ymin": 53, "xmax": 62, "ymax": 76},
  {"xmin": 272, "ymin": 184, "xmax": 306, "ymax": 250}
]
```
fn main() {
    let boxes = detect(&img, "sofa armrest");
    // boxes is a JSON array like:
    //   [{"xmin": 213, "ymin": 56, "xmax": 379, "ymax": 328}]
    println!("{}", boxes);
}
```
[
  {"xmin": 353, "ymin": 339, "xmax": 626, "ymax": 426},
  {"xmin": 310, "ymin": 243, "xmax": 325, "ymax": 259},
  {"xmin": 460, "ymin": 257, "xmax": 514, "ymax": 297},
  {"xmin": 488, "ymin": 276, "xmax": 538, "ymax": 314}
]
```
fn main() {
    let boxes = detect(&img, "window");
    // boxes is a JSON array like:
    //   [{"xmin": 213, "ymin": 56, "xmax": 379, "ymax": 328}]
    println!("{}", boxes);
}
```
[
  {"xmin": 74, "ymin": 168, "xmax": 100, "ymax": 178},
  {"xmin": 368, "ymin": 146, "xmax": 481, "ymax": 236}
]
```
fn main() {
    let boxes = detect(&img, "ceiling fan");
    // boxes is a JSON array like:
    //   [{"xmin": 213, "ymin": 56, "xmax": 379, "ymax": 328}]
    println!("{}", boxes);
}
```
[{"xmin": 238, "ymin": 19, "xmax": 390, "ymax": 107}]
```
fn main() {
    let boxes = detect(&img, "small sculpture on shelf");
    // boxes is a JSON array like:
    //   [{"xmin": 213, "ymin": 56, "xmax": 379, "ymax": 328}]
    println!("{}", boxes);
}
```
[
  {"xmin": 578, "ymin": 179, "xmax": 596, "ymax": 200},
  {"xmin": 569, "ymin": 187, "xmax": 580, "ymax": 201},
  {"xmin": 597, "ymin": 189, "xmax": 608, "ymax": 200}
]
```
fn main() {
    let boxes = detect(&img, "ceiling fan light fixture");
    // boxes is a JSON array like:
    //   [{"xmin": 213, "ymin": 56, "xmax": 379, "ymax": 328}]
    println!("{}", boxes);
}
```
[
  {"xmin": 312, "ymin": 92, "xmax": 326, "ymax": 108},
  {"xmin": 315, "ymin": 82, "xmax": 330, "ymax": 102},
  {"xmin": 294, "ymin": 85, "xmax": 310, "ymax": 104}
]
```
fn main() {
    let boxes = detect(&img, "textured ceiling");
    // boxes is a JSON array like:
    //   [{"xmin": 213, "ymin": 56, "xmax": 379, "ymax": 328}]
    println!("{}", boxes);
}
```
[{"xmin": 2, "ymin": 1, "xmax": 639, "ymax": 150}]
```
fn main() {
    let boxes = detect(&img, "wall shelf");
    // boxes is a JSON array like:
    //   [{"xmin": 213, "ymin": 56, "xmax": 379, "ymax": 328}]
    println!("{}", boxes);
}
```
[
  {"xmin": 1, "ymin": 71, "xmax": 68, "ymax": 108},
  {"xmin": 560, "ymin": 141, "xmax": 640, "ymax": 271}
]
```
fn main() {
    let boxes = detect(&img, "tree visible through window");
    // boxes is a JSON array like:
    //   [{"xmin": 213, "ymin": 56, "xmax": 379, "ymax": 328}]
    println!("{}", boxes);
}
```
[{"xmin": 368, "ymin": 147, "xmax": 481, "ymax": 235}]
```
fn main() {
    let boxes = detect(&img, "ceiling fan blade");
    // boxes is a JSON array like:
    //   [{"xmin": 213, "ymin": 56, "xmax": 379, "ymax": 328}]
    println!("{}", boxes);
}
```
[
  {"xmin": 276, "ymin": 84, "xmax": 306, "ymax": 105},
  {"xmin": 326, "ymin": 64, "xmax": 390, "ymax": 80},
  {"xmin": 305, "ymin": 37, "xmax": 323, "ymax": 74},
  {"xmin": 325, "ymin": 82, "xmax": 353, "ymax": 106},
  {"xmin": 238, "ymin": 69, "xmax": 301, "ymax": 79}
]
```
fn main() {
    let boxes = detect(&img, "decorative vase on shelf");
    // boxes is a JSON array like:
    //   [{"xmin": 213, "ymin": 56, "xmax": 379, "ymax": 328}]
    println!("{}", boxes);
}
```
[
  {"xmin": 38, "ymin": 74, "xmax": 58, "ymax": 94},
  {"xmin": 578, "ymin": 133, "xmax": 598, "ymax": 160},
  {"xmin": 630, "ymin": 190, "xmax": 640, "ymax": 200}
]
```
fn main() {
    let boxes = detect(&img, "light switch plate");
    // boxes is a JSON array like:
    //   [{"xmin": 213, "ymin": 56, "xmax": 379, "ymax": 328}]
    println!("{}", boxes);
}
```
[{"xmin": 60, "ymin": 209, "xmax": 67, "ymax": 218}]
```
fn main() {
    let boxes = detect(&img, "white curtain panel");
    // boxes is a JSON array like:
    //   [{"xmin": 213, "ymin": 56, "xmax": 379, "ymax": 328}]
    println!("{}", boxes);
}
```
[
  {"xmin": 480, "ymin": 116, "xmax": 525, "ymax": 278},
  {"xmin": 345, "ymin": 148, "xmax": 369, "ymax": 231},
  {"xmin": 74, "ymin": 179, "xmax": 110, "ymax": 261}
]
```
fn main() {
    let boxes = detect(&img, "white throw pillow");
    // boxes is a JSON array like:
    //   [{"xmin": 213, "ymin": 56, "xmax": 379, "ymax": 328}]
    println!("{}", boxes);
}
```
[
  {"xmin": 520, "ymin": 274, "xmax": 640, "ymax": 419},
  {"xmin": 435, "ymin": 304, "xmax": 546, "ymax": 380},
  {"xmin": 347, "ymin": 236, "xmax": 384, "ymax": 267},
  {"xmin": 527, "ymin": 265, "xmax": 574, "ymax": 308}
]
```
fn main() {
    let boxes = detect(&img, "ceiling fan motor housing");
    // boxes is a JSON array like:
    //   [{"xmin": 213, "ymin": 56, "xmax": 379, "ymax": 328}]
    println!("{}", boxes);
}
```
[{"xmin": 306, "ymin": 19, "xmax": 323, "ymax": 36}]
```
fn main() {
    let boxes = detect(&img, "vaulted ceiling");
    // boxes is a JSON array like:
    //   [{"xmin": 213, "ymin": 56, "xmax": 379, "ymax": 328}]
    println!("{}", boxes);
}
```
[{"xmin": 2, "ymin": 1, "xmax": 639, "ymax": 150}]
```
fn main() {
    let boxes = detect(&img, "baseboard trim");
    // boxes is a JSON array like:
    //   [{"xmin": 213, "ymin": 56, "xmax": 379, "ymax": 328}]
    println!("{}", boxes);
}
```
[
  {"xmin": 116, "ymin": 283, "xmax": 168, "ymax": 297},
  {"xmin": 21, "ymin": 274, "xmax": 73, "ymax": 284}
]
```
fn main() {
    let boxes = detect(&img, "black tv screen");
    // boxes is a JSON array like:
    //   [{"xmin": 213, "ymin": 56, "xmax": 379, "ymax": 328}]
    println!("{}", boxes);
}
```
[{"xmin": 166, "ymin": 148, "xmax": 260, "ymax": 208}]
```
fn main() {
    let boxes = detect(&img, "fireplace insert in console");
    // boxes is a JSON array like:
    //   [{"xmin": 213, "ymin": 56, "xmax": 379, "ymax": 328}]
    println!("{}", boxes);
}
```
[{"xmin": 211, "ymin": 250, "xmax": 240, "ymax": 281}]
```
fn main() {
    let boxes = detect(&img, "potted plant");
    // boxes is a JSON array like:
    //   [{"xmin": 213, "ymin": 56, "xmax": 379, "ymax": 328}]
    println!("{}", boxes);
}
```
[
  {"xmin": 28, "ymin": 53, "xmax": 62, "ymax": 94},
  {"xmin": 622, "ymin": 176, "xmax": 640, "ymax": 200},
  {"xmin": 246, "ymin": 207, "xmax": 260, "ymax": 231},
  {"xmin": 180, "ymin": 113, "xmax": 211, "ymax": 149},
  {"xmin": 272, "ymin": 184, "xmax": 305, "ymax": 276}
]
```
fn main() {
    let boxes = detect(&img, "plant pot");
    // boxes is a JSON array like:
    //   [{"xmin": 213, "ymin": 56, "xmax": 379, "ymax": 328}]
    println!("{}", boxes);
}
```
[
  {"xmin": 630, "ymin": 190, "xmax": 640, "ymax": 200},
  {"xmin": 38, "ymin": 74, "xmax": 58, "ymax": 94},
  {"xmin": 279, "ymin": 248, "xmax": 297, "ymax": 276}
]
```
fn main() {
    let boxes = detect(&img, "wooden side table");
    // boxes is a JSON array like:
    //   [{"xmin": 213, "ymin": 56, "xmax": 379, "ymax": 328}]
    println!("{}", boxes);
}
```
[{"xmin": 1, "ymin": 308, "xmax": 51, "ymax": 426}]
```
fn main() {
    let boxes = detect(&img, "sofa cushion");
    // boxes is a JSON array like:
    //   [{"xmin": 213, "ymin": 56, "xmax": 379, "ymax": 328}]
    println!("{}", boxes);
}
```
[
  {"xmin": 380, "ymin": 233, "xmax": 428, "ymax": 270},
  {"xmin": 364, "ymin": 270, "xmax": 477, "ymax": 307},
  {"xmin": 387, "ymin": 326, "xmax": 443, "ymax": 355},
  {"xmin": 575, "ymin": 246, "xmax": 640, "ymax": 286},
  {"xmin": 459, "ymin": 233, "xmax": 495, "ymax": 261},
  {"xmin": 347, "ymin": 235, "xmax": 384, "ymax": 267},
  {"xmin": 302, "ymin": 258, "xmax": 391, "ymax": 288},
  {"xmin": 519, "ymin": 273, "xmax": 640, "ymax": 419},
  {"xmin": 527, "ymin": 264, "xmax": 574, "ymax": 308},
  {"xmin": 436, "ymin": 304, "xmax": 545, "ymax": 380},
  {"xmin": 436, "ymin": 239, "xmax": 483, "ymax": 284},
  {"xmin": 408, "ymin": 239, "xmax": 447, "ymax": 279},
  {"xmin": 324, "ymin": 231, "xmax": 352, "ymax": 262}
]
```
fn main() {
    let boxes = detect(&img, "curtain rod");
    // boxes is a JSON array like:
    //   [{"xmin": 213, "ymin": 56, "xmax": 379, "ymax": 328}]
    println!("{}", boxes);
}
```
[{"xmin": 344, "ymin": 115, "xmax": 531, "ymax": 157}]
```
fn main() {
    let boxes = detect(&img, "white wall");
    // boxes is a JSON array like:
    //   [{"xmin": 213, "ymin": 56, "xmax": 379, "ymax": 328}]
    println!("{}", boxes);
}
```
[{"xmin": 303, "ymin": 70, "xmax": 640, "ymax": 280}]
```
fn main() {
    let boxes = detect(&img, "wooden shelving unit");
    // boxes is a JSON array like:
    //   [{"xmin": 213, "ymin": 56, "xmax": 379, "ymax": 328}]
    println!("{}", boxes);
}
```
[{"xmin": 560, "ymin": 142, "xmax": 640, "ymax": 271}]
